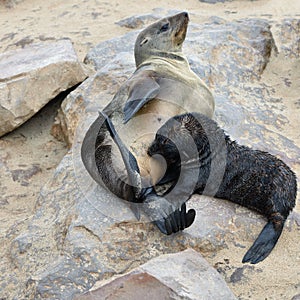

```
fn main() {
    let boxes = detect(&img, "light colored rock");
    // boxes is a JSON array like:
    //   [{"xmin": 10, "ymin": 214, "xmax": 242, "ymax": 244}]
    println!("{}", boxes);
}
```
[
  {"xmin": 5, "ymin": 151, "xmax": 245, "ymax": 299},
  {"xmin": 2, "ymin": 0, "xmax": 25, "ymax": 8},
  {"xmin": 115, "ymin": 14, "xmax": 160, "ymax": 29},
  {"xmin": 76, "ymin": 249, "xmax": 237, "ymax": 300},
  {"xmin": 0, "ymin": 39, "xmax": 87, "ymax": 136}
]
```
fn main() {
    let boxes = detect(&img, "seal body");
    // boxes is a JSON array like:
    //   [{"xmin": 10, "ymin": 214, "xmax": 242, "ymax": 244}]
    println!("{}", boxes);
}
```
[
  {"xmin": 81, "ymin": 12, "xmax": 212, "ymax": 228},
  {"xmin": 112, "ymin": 11, "xmax": 214, "ymax": 179},
  {"xmin": 81, "ymin": 13, "xmax": 214, "ymax": 204},
  {"xmin": 148, "ymin": 112, "xmax": 297, "ymax": 263}
]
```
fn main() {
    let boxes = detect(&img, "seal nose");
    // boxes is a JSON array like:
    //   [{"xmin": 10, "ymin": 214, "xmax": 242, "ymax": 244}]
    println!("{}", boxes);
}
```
[{"xmin": 183, "ymin": 12, "xmax": 189, "ymax": 20}]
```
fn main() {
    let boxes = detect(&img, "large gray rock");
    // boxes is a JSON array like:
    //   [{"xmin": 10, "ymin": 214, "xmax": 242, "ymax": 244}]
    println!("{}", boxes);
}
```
[
  {"xmin": 76, "ymin": 249, "xmax": 237, "ymax": 300},
  {"xmin": 0, "ymin": 39, "xmax": 87, "ymax": 137},
  {"xmin": 6, "ymin": 151, "xmax": 245, "ymax": 299},
  {"xmin": 2, "ymin": 15, "xmax": 299, "ymax": 299},
  {"xmin": 115, "ymin": 14, "xmax": 161, "ymax": 29}
]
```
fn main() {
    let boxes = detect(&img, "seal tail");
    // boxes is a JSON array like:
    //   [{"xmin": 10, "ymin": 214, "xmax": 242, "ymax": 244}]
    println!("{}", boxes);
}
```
[{"xmin": 242, "ymin": 219, "xmax": 284, "ymax": 264}]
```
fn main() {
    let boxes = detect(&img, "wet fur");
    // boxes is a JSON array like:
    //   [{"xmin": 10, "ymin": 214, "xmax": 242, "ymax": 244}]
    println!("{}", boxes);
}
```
[{"xmin": 148, "ymin": 112, "xmax": 297, "ymax": 263}]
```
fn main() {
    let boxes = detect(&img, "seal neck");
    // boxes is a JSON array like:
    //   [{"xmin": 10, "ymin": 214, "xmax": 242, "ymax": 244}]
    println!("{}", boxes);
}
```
[
  {"xmin": 151, "ymin": 51, "xmax": 186, "ymax": 62},
  {"xmin": 137, "ymin": 51, "xmax": 188, "ymax": 69}
]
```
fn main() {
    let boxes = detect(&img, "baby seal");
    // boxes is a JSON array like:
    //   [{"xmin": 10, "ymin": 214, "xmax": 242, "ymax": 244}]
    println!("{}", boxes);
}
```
[
  {"xmin": 81, "ymin": 12, "xmax": 212, "ymax": 232},
  {"xmin": 148, "ymin": 112, "xmax": 297, "ymax": 264}
]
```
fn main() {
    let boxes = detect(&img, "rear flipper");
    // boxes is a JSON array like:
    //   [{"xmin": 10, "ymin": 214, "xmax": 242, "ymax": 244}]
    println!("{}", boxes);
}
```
[{"xmin": 242, "ymin": 219, "xmax": 284, "ymax": 264}]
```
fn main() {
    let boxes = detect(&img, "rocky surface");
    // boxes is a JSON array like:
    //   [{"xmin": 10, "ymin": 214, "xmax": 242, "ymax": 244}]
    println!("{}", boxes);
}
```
[
  {"xmin": 75, "ymin": 249, "xmax": 238, "ymax": 300},
  {"xmin": 3, "ymin": 149, "xmax": 251, "ymax": 299},
  {"xmin": 199, "ymin": 0, "xmax": 231, "ymax": 3},
  {"xmin": 0, "ymin": 39, "xmax": 87, "ymax": 137},
  {"xmin": 0, "ymin": 5, "xmax": 300, "ymax": 300},
  {"xmin": 2, "ymin": 0, "xmax": 25, "ymax": 9},
  {"xmin": 115, "ymin": 14, "xmax": 161, "ymax": 29}
]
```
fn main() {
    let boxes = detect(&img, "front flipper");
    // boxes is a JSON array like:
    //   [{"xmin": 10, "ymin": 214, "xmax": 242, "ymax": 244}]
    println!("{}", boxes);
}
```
[
  {"xmin": 155, "ymin": 203, "xmax": 196, "ymax": 235},
  {"xmin": 242, "ymin": 220, "xmax": 284, "ymax": 264},
  {"xmin": 142, "ymin": 194, "xmax": 196, "ymax": 235},
  {"xmin": 100, "ymin": 111, "xmax": 143, "ymax": 202},
  {"xmin": 101, "ymin": 111, "xmax": 147, "ymax": 220},
  {"xmin": 123, "ymin": 73, "xmax": 160, "ymax": 124}
]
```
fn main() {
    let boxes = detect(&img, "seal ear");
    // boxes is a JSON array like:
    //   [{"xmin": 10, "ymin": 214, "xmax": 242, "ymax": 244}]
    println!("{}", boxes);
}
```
[
  {"xmin": 140, "ymin": 37, "xmax": 149, "ymax": 46},
  {"xmin": 123, "ymin": 72, "xmax": 160, "ymax": 123}
]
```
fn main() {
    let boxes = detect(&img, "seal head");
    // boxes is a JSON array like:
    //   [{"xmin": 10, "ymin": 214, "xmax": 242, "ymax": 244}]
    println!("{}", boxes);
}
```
[{"xmin": 134, "ymin": 12, "xmax": 189, "ymax": 67}]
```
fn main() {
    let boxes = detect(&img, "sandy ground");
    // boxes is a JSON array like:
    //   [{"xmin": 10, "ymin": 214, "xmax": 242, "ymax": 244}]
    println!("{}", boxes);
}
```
[
  {"xmin": 1, "ymin": 0, "xmax": 300, "ymax": 61},
  {"xmin": 0, "ymin": 0, "xmax": 299, "ymax": 299}
]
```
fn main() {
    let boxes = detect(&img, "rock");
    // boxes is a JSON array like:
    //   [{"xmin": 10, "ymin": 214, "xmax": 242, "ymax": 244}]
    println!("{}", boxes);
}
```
[
  {"xmin": 63, "ymin": 17, "xmax": 300, "ymax": 166},
  {"xmin": 199, "ymin": 0, "xmax": 257, "ymax": 2},
  {"xmin": 5, "ymin": 150, "xmax": 249, "ymax": 299},
  {"xmin": 3, "ymin": 15, "xmax": 300, "ymax": 299},
  {"xmin": 199, "ymin": 0, "xmax": 229, "ymax": 3},
  {"xmin": 277, "ymin": 19, "xmax": 300, "ymax": 58},
  {"xmin": 2, "ymin": 0, "xmax": 25, "ymax": 8},
  {"xmin": 11, "ymin": 164, "xmax": 42, "ymax": 186},
  {"xmin": 83, "ymin": 31, "xmax": 137, "ymax": 71},
  {"xmin": 75, "ymin": 249, "xmax": 237, "ymax": 300},
  {"xmin": 0, "ymin": 39, "xmax": 87, "ymax": 137},
  {"xmin": 77, "ymin": 272, "xmax": 180, "ymax": 300},
  {"xmin": 115, "ymin": 14, "xmax": 160, "ymax": 29}
]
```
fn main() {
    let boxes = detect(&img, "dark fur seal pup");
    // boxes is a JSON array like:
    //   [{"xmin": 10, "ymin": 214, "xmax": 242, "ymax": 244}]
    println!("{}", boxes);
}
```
[
  {"xmin": 148, "ymin": 112, "xmax": 297, "ymax": 264},
  {"xmin": 81, "ymin": 12, "xmax": 212, "ymax": 232}
]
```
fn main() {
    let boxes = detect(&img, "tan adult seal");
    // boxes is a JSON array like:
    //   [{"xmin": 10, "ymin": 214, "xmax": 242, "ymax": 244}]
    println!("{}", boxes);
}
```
[{"xmin": 81, "ymin": 12, "xmax": 214, "ymax": 230}]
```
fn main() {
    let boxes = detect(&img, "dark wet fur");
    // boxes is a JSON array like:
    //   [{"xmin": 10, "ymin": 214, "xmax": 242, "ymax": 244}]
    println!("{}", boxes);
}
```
[{"xmin": 148, "ymin": 112, "xmax": 297, "ymax": 263}]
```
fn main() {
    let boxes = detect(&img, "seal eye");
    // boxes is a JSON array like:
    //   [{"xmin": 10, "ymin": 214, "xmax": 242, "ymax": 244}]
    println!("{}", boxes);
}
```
[{"xmin": 160, "ymin": 23, "xmax": 169, "ymax": 33}]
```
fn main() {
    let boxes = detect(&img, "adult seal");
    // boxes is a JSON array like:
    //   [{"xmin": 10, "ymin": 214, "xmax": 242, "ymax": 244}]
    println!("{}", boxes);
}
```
[
  {"xmin": 148, "ymin": 112, "xmax": 297, "ymax": 264},
  {"xmin": 81, "ymin": 12, "xmax": 214, "ymax": 231}
]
